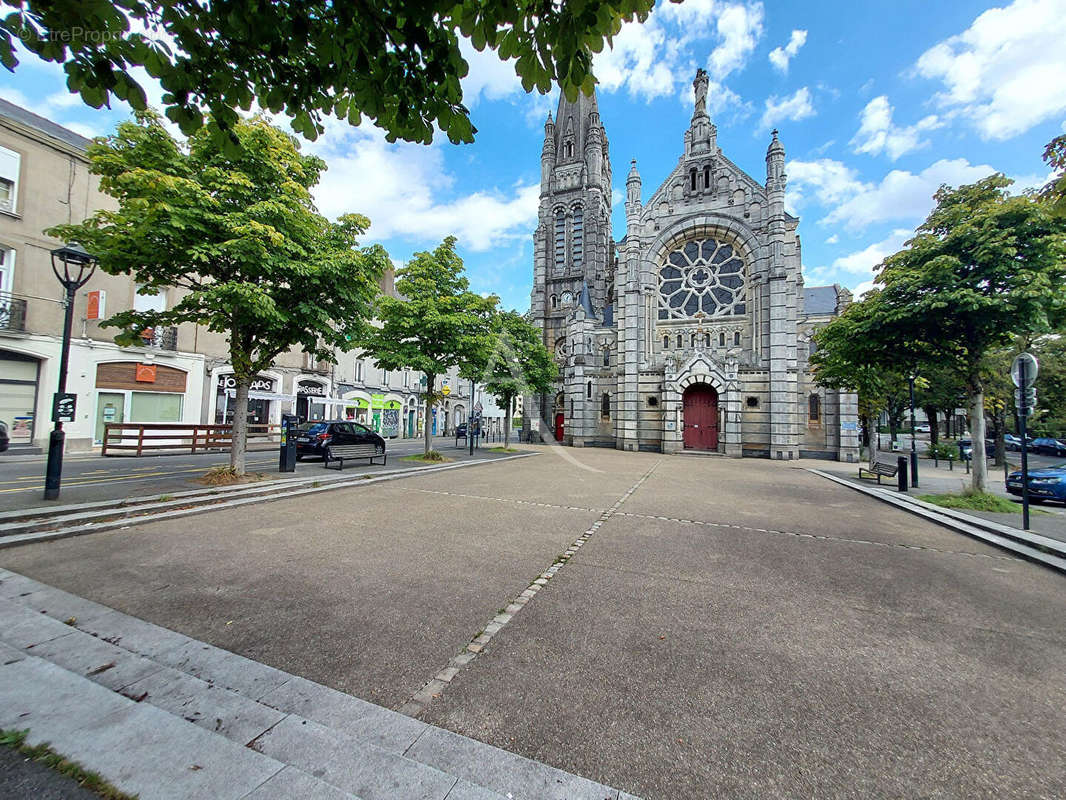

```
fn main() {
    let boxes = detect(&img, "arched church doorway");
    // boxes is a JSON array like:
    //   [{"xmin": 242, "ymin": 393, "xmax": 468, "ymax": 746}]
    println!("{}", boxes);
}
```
[
  {"xmin": 683, "ymin": 384, "xmax": 719, "ymax": 450},
  {"xmin": 553, "ymin": 391, "xmax": 565, "ymax": 441}
]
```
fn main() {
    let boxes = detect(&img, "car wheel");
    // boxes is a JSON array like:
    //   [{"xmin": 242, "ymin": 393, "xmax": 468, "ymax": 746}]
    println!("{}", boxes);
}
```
[{"xmin": 295, "ymin": 454, "xmax": 303, "ymax": 461}]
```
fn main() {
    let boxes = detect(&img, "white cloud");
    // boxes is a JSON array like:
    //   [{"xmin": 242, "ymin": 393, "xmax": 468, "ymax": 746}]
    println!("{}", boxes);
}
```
[
  {"xmin": 786, "ymin": 158, "xmax": 864, "ymax": 211},
  {"xmin": 851, "ymin": 95, "xmax": 941, "ymax": 160},
  {"xmin": 850, "ymin": 280, "xmax": 878, "ymax": 299},
  {"xmin": 824, "ymin": 158, "xmax": 997, "ymax": 230},
  {"xmin": 595, "ymin": 1, "xmax": 764, "ymax": 105},
  {"xmin": 825, "ymin": 234, "xmax": 839, "ymax": 244},
  {"xmin": 458, "ymin": 39, "xmax": 523, "ymax": 106},
  {"xmin": 307, "ymin": 121, "xmax": 538, "ymax": 252},
  {"xmin": 914, "ymin": 0, "xmax": 1066, "ymax": 139},
  {"xmin": 831, "ymin": 229, "xmax": 911, "ymax": 275},
  {"xmin": 769, "ymin": 29, "xmax": 807, "ymax": 73},
  {"xmin": 759, "ymin": 87, "xmax": 814, "ymax": 131}
]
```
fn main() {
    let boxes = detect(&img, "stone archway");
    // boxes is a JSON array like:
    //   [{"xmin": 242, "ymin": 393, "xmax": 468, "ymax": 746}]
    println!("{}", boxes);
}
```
[{"xmin": 683, "ymin": 384, "xmax": 719, "ymax": 450}]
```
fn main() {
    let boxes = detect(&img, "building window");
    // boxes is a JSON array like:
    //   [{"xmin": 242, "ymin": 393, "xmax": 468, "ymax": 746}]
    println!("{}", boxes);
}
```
[
  {"xmin": 719, "ymin": 332, "xmax": 725, "ymax": 347},
  {"xmin": 601, "ymin": 393, "xmax": 610, "ymax": 419},
  {"xmin": 647, "ymin": 395, "xmax": 659, "ymax": 407},
  {"xmin": 734, "ymin": 331, "xmax": 741, "ymax": 346},
  {"xmin": 809, "ymin": 339, "xmax": 818, "ymax": 357},
  {"xmin": 587, "ymin": 380, "xmax": 592, "ymax": 399},
  {"xmin": 554, "ymin": 210, "xmax": 566, "ymax": 271},
  {"xmin": 133, "ymin": 284, "xmax": 166, "ymax": 313},
  {"xmin": 676, "ymin": 334, "xmax": 682, "ymax": 349},
  {"xmin": 704, "ymin": 333, "xmax": 711, "ymax": 348},
  {"xmin": 809, "ymin": 393, "xmax": 821, "ymax": 422},
  {"xmin": 0, "ymin": 146, "xmax": 20, "ymax": 213},
  {"xmin": 703, "ymin": 165, "xmax": 711, "ymax": 189},
  {"xmin": 746, "ymin": 396, "xmax": 759, "ymax": 408},
  {"xmin": 663, "ymin": 335, "xmax": 669, "ymax": 350},
  {"xmin": 689, "ymin": 168, "xmax": 697, "ymax": 191},
  {"xmin": 382, "ymin": 369, "xmax": 389, "ymax": 387},
  {"xmin": 603, "ymin": 348, "xmax": 610, "ymax": 367},
  {"xmin": 572, "ymin": 206, "xmax": 583, "ymax": 268},
  {"xmin": 550, "ymin": 294, "xmax": 558, "ymax": 310},
  {"xmin": 0, "ymin": 246, "xmax": 13, "ymax": 293},
  {"xmin": 690, "ymin": 333, "xmax": 696, "ymax": 348}
]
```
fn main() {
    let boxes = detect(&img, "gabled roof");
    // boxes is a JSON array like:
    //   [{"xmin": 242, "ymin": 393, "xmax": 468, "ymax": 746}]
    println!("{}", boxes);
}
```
[{"xmin": 0, "ymin": 97, "xmax": 91, "ymax": 151}]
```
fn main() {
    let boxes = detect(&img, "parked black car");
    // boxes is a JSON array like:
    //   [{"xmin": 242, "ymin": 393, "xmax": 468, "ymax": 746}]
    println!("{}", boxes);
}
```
[
  {"xmin": 957, "ymin": 438, "xmax": 994, "ymax": 460},
  {"xmin": 294, "ymin": 420, "xmax": 385, "ymax": 460},
  {"xmin": 1031, "ymin": 437, "xmax": 1066, "ymax": 457},
  {"xmin": 455, "ymin": 421, "xmax": 481, "ymax": 438},
  {"xmin": 0, "ymin": 421, "xmax": 8, "ymax": 452}
]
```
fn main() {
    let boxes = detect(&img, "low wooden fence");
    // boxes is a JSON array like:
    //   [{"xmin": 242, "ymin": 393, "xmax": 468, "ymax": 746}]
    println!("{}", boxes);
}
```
[{"xmin": 102, "ymin": 423, "xmax": 282, "ymax": 457}]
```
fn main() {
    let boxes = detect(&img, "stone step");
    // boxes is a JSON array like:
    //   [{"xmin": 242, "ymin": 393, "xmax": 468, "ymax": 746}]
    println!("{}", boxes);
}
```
[{"xmin": 0, "ymin": 568, "xmax": 635, "ymax": 800}]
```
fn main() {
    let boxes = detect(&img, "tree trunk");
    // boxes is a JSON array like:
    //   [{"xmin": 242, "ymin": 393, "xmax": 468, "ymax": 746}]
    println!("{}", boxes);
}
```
[
  {"xmin": 503, "ymin": 393, "xmax": 512, "ymax": 448},
  {"xmin": 923, "ymin": 407, "xmax": 939, "ymax": 445},
  {"xmin": 991, "ymin": 409, "xmax": 1005, "ymax": 467},
  {"xmin": 969, "ymin": 387, "xmax": 987, "ymax": 493},
  {"xmin": 230, "ymin": 377, "xmax": 249, "ymax": 474},
  {"xmin": 423, "ymin": 374, "xmax": 435, "ymax": 456}
]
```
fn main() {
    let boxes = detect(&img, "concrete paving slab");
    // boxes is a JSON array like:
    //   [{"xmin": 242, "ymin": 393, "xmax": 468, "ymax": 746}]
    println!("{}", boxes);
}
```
[
  {"xmin": 259, "ymin": 674, "xmax": 427, "ymax": 753},
  {"xmin": 0, "ymin": 597, "xmax": 77, "ymax": 649},
  {"xmin": 23, "ymin": 627, "xmax": 165, "ymax": 691},
  {"xmin": 0, "ymin": 569, "xmax": 41, "ymax": 598},
  {"xmin": 251, "ymin": 714, "xmax": 457, "ymax": 800},
  {"xmin": 406, "ymin": 726, "xmax": 621, "ymax": 800},
  {"xmin": 239, "ymin": 766, "xmax": 363, "ymax": 800},
  {"xmin": 119, "ymin": 665, "xmax": 287, "ymax": 745},
  {"xmin": 441, "ymin": 779, "xmax": 511, "ymax": 800},
  {"xmin": 0, "ymin": 656, "xmax": 130, "ymax": 739},
  {"xmin": 153, "ymin": 639, "xmax": 292, "ymax": 699},
  {"xmin": 50, "ymin": 702, "xmax": 284, "ymax": 800},
  {"xmin": 12, "ymin": 583, "xmax": 117, "ymax": 626},
  {"xmin": 75, "ymin": 608, "xmax": 195, "ymax": 659},
  {"xmin": 0, "ymin": 638, "xmax": 26, "ymax": 663}
]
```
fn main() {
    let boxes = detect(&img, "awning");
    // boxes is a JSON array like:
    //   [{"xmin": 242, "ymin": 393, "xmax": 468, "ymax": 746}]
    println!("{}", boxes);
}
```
[{"xmin": 226, "ymin": 390, "xmax": 294, "ymax": 402}]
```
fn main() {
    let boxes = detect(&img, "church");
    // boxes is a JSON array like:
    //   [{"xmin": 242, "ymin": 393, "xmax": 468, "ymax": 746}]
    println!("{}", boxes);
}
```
[{"xmin": 527, "ymin": 69, "xmax": 860, "ymax": 461}]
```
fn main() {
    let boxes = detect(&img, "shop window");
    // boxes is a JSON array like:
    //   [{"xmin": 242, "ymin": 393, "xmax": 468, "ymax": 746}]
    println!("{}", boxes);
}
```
[
  {"xmin": 601, "ymin": 393, "xmax": 610, "ymax": 419},
  {"xmin": 0, "ymin": 145, "xmax": 19, "ymax": 213},
  {"xmin": 809, "ymin": 393, "xmax": 821, "ymax": 422},
  {"xmin": 130, "ymin": 391, "xmax": 182, "ymax": 423}
]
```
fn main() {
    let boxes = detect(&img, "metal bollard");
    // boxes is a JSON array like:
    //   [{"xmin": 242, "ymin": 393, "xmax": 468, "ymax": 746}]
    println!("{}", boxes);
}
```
[{"xmin": 897, "ymin": 456, "xmax": 908, "ymax": 492}]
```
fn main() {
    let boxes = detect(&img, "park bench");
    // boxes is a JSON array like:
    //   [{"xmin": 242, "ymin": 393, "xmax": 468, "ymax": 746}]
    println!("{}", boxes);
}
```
[
  {"xmin": 858, "ymin": 456, "xmax": 899, "ymax": 484},
  {"xmin": 323, "ymin": 443, "xmax": 386, "ymax": 469}
]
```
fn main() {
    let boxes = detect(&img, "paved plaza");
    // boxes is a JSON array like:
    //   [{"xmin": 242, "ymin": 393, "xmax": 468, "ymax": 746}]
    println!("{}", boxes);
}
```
[{"xmin": 2, "ymin": 447, "xmax": 1064, "ymax": 798}]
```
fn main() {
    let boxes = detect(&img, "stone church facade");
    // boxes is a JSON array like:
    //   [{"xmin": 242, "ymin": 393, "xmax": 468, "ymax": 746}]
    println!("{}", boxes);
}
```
[{"xmin": 528, "ymin": 70, "xmax": 860, "ymax": 461}]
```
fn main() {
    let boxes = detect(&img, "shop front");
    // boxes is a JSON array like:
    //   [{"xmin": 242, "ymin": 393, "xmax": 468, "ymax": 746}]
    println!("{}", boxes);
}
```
[
  {"xmin": 371, "ymin": 394, "xmax": 402, "ymax": 438},
  {"xmin": 0, "ymin": 349, "xmax": 39, "ymax": 447},
  {"xmin": 295, "ymin": 378, "xmax": 329, "ymax": 422},
  {"xmin": 213, "ymin": 373, "xmax": 285, "ymax": 426},
  {"xmin": 94, "ymin": 361, "xmax": 188, "ymax": 443}
]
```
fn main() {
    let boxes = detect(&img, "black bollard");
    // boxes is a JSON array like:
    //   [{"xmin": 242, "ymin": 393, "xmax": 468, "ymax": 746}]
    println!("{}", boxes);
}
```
[{"xmin": 897, "ymin": 456, "xmax": 908, "ymax": 492}]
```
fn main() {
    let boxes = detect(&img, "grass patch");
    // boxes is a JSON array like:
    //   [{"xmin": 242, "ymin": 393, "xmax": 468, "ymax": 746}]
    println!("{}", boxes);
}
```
[
  {"xmin": 0, "ymin": 728, "xmax": 138, "ymax": 800},
  {"xmin": 917, "ymin": 491, "xmax": 1023, "ymax": 514},
  {"xmin": 402, "ymin": 450, "xmax": 451, "ymax": 464},
  {"xmin": 197, "ymin": 466, "xmax": 266, "ymax": 486},
  {"xmin": 489, "ymin": 446, "xmax": 520, "ymax": 453}
]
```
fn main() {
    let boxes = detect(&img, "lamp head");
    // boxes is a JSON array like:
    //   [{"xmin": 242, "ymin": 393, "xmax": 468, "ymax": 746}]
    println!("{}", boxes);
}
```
[{"xmin": 50, "ymin": 242, "xmax": 97, "ymax": 289}]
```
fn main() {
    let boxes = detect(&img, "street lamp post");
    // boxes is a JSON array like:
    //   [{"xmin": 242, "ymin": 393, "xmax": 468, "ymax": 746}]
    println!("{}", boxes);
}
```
[
  {"xmin": 908, "ymin": 373, "xmax": 919, "ymax": 488},
  {"xmin": 43, "ymin": 242, "xmax": 97, "ymax": 500}
]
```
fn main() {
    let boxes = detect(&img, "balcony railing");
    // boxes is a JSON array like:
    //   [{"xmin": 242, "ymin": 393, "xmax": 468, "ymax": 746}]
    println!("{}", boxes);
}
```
[
  {"xmin": 0, "ymin": 293, "xmax": 27, "ymax": 332},
  {"xmin": 136, "ymin": 326, "xmax": 178, "ymax": 351}
]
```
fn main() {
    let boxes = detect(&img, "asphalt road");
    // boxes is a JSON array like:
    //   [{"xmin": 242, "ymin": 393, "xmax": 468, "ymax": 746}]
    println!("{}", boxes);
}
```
[
  {"xmin": 3, "ymin": 447, "xmax": 1062, "ymax": 798},
  {"xmin": 0, "ymin": 436, "xmax": 480, "ymax": 511}
]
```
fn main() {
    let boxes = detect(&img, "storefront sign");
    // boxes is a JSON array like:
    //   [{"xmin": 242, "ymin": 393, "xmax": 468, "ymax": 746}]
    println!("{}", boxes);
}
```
[
  {"xmin": 217, "ymin": 374, "xmax": 275, "ymax": 393},
  {"xmin": 86, "ymin": 290, "xmax": 105, "ymax": 320},
  {"xmin": 297, "ymin": 381, "xmax": 326, "ymax": 396},
  {"xmin": 135, "ymin": 363, "xmax": 157, "ymax": 383}
]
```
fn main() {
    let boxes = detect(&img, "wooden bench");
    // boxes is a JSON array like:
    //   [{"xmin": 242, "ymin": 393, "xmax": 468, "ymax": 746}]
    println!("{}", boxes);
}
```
[
  {"xmin": 858, "ymin": 457, "xmax": 899, "ymax": 484},
  {"xmin": 324, "ymin": 443, "xmax": 386, "ymax": 469}
]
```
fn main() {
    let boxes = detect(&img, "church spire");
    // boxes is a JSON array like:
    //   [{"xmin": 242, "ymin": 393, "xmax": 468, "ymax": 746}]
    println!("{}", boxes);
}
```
[
  {"xmin": 554, "ymin": 88, "xmax": 599, "ymax": 164},
  {"xmin": 686, "ymin": 68, "xmax": 717, "ymax": 155}
]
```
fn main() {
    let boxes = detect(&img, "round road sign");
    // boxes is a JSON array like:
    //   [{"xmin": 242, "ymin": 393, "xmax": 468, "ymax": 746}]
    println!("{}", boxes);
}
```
[{"xmin": 1011, "ymin": 353, "xmax": 1039, "ymax": 388}]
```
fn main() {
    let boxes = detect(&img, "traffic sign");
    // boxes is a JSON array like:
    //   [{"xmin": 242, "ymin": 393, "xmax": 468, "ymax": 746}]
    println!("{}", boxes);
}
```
[
  {"xmin": 473, "ymin": 401, "xmax": 483, "ymax": 413},
  {"xmin": 1011, "ymin": 352, "xmax": 1038, "ymax": 388},
  {"xmin": 52, "ymin": 392, "xmax": 76, "ymax": 423},
  {"xmin": 441, "ymin": 385, "xmax": 451, "ymax": 396}
]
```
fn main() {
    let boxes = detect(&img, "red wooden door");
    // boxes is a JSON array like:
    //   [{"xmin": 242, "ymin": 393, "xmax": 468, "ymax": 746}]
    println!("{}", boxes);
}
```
[
  {"xmin": 683, "ymin": 385, "xmax": 719, "ymax": 450},
  {"xmin": 554, "ymin": 413, "xmax": 565, "ymax": 441}
]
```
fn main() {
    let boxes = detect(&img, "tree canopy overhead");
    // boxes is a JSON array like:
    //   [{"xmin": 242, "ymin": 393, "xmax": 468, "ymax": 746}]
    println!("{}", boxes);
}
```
[
  {"xmin": 49, "ymin": 110, "xmax": 389, "ymax": 472},
  {"xmin": 0, "ymin": 0, "xmax": 656, "ymax": 144}
]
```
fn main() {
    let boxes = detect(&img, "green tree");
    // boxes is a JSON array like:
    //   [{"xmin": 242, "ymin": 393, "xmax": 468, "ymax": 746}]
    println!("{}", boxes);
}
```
[
  {"xmin": 361, "ymin": 237, "xmax": 498, "ymax": 456},
  {"xmin": 913, "ymin": 362, "xmax": 966, "ymax": 445},
  {"xmin": 1042, "ymin": 134, "xmax": 1066, "ymax": 217},
  {"xmin": 864, "ymin": 175, "xmax": 1066, "ymax": 491},
  {"xmin": 482, "ymin": 310, "xmax": 557, "ymax": 447},
  {"xmin": 0, "ymin": 0, "xmax": 655, "ymax": 144},
  {"xmin": 49, "ymin": 111, "xmax": 388, "ymax": 473}
]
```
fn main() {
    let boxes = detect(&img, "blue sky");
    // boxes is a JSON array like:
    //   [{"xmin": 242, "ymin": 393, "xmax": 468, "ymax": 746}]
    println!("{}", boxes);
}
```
[{"xmin": 2, "ymin": 0, "xmax": 1064, "ymax": 309}]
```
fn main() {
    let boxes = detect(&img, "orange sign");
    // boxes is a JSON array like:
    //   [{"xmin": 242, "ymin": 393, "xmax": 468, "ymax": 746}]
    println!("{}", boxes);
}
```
[
  {"xmin": 135, "ymin": 363, "xmax": 157, "ymax": 383},
  {"xmin": 86, "ymin": 290, "xmax": 105, "ymax": 320}
]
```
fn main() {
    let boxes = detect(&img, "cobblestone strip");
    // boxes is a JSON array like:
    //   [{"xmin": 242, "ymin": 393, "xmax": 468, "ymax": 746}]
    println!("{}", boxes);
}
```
[
  {"xmin": 401, "ymin": 487, "xmax": 604, "ymax": 514},
  {"xmin": 398, "ymin": 461, "xmax": 662, "ymax": 718},
  {"xmin": 614, "ymin": 511, "xmax": 1020, "ymax": 562}
]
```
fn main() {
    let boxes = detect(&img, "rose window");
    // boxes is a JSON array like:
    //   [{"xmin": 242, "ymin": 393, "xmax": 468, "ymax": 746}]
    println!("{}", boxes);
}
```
[{"xmin": 658, "ymin": 238, "xmax": 745, "ymax": 319}]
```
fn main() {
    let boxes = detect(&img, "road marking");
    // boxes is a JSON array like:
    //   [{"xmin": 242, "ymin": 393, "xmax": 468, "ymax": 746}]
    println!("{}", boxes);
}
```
[
  {"xmin": 401, "ymin": 487, "xmax": 603, "ymax": 514},
  {"xmin": 399, "ymin": 459, "xmax": 661, "ymax": 718}
]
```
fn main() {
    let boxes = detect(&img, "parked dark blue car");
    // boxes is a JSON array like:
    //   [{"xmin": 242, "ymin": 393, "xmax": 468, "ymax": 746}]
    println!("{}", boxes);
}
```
[
  {"xmin": 1006, "ymin": 463, "xmax": 1066, "ymax": 504},
  {"xmin": 1030, "ymin": 437, "xmax": 1066, "ymax": 457}
]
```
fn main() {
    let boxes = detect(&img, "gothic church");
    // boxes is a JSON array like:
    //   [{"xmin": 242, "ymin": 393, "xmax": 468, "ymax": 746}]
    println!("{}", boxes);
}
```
[{"xmin": 528, "ymin": 70, "xmax": 860, "ymax": 461}]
